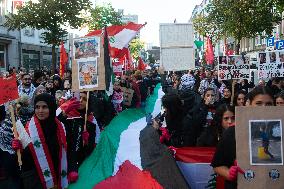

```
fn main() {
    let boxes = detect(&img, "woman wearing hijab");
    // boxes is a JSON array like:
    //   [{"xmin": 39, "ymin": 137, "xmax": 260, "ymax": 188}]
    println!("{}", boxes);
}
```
[
  {"xmin": 0, "ymin": 105, "xmax": 21, "ymax": 189},
  {"xmin": 12, "ymin": 93, "xmax": 68, "ymax": 189}
]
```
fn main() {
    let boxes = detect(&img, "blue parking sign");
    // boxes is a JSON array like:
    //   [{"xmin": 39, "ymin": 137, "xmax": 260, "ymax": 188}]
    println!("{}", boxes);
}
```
[
  {"xmin": 266, "ymin": 37, "xmax": 275, "ymax": 47},
  {"xmin": 276, "ymin": 40, "xmax": 284, "ymax": 50}
]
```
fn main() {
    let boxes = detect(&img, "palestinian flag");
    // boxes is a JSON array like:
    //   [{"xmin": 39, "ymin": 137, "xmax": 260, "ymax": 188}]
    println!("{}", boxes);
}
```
[{"xmin": 68, "ymin": 84, "xmax": 189, "ymax": 189}]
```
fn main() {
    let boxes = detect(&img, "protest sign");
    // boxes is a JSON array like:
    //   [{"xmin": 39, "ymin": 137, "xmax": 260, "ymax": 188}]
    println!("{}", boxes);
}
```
[
  {"xmin": 0, "ymin": 74, "xmax": 19, "ymax": 105},
  {"xmin": 236, "ymin": 107, "xmax": 284, "ymax": 189},
  {"xmin": 258, "ymin": 51, "xmax": 284, "ymax": 79},
  {"xmin": 218, "ymin": 55, "xmax": 250, "ymax": 80},
  {"xmin": 72, "ymin": 36, "xmax": 106, "ymax": 91},
  {"xmin": 113, "ymin": 61, "xmax": 123, "ymax": 76},
  {"xmin": 121, "ymin": 87, "xmax": 134, "ymax": 106}
]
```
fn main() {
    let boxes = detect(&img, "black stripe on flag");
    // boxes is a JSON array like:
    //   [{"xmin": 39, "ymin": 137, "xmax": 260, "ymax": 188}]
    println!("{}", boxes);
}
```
[{"xmin": 139, "ymin": 125, "xmax": 190, "ymax": 189}]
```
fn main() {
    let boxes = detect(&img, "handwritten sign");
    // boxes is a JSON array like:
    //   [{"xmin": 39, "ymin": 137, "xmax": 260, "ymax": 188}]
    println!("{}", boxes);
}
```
[
  {"xmin": 113, "ymin": 61, "xmax": 123, "ymax": 75},
  {"xmin": 218, "ymin": 55, "xmax": 250, "ymax": 80},
  {"xmin": 121, "ymin": 87, "xmax": 134, "ymax": 106},
  {"xmin": 258, "ymin": 51, "xmax": 284, "ymax": 79},
  {"xmin": 0, "ymin": 75, "xmax": 19, "ymax": 105}
]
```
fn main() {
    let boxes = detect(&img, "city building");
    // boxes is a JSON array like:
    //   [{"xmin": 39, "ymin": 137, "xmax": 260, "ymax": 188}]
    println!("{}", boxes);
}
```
[{"xmin": 0, "ymin": 0, "xmax": 73, "ymax": 73}]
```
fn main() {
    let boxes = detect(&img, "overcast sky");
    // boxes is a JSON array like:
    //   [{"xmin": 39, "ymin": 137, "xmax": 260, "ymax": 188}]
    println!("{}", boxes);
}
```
[{"xmin": 91, "ymin": 0, "xmax": 203, "ymax": 46}]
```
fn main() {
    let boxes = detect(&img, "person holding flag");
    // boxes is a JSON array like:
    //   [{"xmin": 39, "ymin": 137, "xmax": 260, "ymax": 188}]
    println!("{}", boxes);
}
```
[{"xmin": 56, "ymin": 92, "xmax": 100, "ymax": 183}]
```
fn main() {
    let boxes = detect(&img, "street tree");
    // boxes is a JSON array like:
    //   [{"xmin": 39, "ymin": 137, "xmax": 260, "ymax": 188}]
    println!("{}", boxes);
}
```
[
  {"xmin": 192, "ymin": 13, "xmax": 224, "ymax": 45},
  {"xmin": 207, "ymin": 0, "xmax": 282, "ymax": 54},
  {"xmin": 129, "ymin": 38, "xmax": 145, "ymax": 63},
  {"xmin": 4, "ymin": 0, "xmax": 92, "ymax": 74},
  {"xmin": 87, "ymin": 3, "xmax": 122, "ymax": 31}
]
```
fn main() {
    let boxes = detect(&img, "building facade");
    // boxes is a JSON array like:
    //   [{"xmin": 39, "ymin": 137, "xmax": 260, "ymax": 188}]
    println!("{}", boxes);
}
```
[{"xmin": 0, "ymin": 0, "xmax": 74, "ymax": 73}]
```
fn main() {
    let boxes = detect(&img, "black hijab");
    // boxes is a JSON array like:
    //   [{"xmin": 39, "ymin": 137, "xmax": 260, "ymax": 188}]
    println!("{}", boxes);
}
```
[
  {"xmin": 33, "ymin": 92, "xmax": 59, "ymax": 174},
  {"xmin": 34, "ymin": 93, "xmax": 57, "ymax": 122}
]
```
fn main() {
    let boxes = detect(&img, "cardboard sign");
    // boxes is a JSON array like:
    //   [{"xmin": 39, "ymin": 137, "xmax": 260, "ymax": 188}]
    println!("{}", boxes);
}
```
[
  {"xmin": 236, "ymin": 107, "xmax": 284, "ymax": 189},
  {"xmin": 113, "ymin": 61, "xmax": 123, "ymax": 75},
  {"xmin": 218, "ymin": 55, "xmax": 250, "ymax": 80},
  {"xmin": 72, "ymin": 36, "xmax": 106, "ymax": 92},
  {"xmin": 121, "ymin": 87, "xmax": 134, "ymax": 106},
  {"xmin": 258, "ymin": 51, "xmax": 284, "ymax": 79},
  {"xmin": 0, "ymin": 75, "xmax": 19, "ymax": 105}
]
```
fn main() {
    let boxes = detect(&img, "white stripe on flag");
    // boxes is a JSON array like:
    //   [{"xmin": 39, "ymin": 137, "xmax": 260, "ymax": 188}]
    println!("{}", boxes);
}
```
[{"xmin": 112, "ymin": 88, "xmax": 164, "ymax": 175}]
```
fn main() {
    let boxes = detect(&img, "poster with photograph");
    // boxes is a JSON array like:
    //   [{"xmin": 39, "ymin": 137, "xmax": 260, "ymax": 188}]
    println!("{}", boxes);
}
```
[
  {"xmin": 218, "ymin": 55, "xmax": 250, "ymax": 80},
  {"xmin": 235, "ymin": 107, "xmax": 284, "ymax": 189},
  {"xmin": 74, "ymin": 36, "xmax": 100, "ymax": 60},
  {"xmin": 249, "ymin": 120, "xmax": 283, "ymax": 165},
  {"xmin": 258, "ymin": 51, "xmax": 284, "ymax": 79},
  {"xmin": 78, "ymin": 58, "xmax": 98, "ymax": 89}
]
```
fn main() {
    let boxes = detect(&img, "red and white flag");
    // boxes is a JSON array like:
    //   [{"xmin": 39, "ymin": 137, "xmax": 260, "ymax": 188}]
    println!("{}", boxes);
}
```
[{"xmin": 86, "ymin": 22, "xmax": 146, "ymax": 58}]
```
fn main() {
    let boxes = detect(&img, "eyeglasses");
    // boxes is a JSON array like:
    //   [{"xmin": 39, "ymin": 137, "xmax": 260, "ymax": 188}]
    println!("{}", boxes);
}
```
[{"xmin": 23, "ymin": 78, "xmax": 31, "ymax": 81}]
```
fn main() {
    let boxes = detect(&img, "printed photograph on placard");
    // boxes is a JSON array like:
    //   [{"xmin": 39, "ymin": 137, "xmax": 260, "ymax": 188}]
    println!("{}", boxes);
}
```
[
  {"xmin": 249, "ymin": 120, "xmax": 283, "ymax": 165},
  {"xmin": 219, "ymin": 56, "xmax": 228, "ymax": 64},
  {"xmin": 74, "ymin": 36, "xmax": 100, "ymax": 60},
  {"xmin": 259, "ymin": 52, "xmax": 267, "ymax": 64},
  {"xmin": 279, "ymin": 51, "xmax": 284, "ymax": 63},
  {"xmin": 78, "ymin": 59, "xmax": 98, "ymax": 89},
  {"xmin": 269, "ymin": 52, "xmax": 277, "ymax": 63},
  {"xmin": 228, "ymin": 56, "xmax": 235, "ymax": 65}
]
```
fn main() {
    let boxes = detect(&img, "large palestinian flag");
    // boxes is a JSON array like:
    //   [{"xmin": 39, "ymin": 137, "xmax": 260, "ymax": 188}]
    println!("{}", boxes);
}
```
[{"xmin": 69, "ymin": 84, "xmax": 189, "ymax": 189}]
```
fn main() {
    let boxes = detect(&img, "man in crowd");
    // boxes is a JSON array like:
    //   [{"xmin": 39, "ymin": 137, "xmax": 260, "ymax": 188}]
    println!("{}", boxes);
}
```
[{"xmin": 17, "ymin": 73, "xmax": 36, "ymax": 99}]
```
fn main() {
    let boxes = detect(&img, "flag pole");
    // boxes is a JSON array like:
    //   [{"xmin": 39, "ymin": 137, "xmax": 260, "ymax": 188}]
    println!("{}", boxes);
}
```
[{"xmin": 83, "ymin": 91, "xmax": 90, "ymax": 146}]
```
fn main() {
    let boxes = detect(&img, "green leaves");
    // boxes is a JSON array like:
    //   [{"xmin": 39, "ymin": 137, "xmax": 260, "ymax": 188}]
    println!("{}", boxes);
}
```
[
  {"xmin": 4, "ymin": 0, "xmax": 92, "ymax": 45},
  {"xmin": 206, "ymin": 0, "xmax": 282, "ymax": 42},
  {"xmin": 87, "ymin": 3, "xmax": 122, "ymax": 31}
]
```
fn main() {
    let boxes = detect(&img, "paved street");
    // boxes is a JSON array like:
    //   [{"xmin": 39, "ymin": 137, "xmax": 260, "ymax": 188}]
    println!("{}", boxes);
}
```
[{"xmin": 251, "ymin": 140, "xmax": 282, "ymax": 164}]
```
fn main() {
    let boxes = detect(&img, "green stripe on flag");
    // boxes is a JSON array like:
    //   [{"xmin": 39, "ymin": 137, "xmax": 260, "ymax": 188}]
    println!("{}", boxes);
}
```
[{"xmin": 69, "ymin": 84, "xmax": 161, "ymax": 189}]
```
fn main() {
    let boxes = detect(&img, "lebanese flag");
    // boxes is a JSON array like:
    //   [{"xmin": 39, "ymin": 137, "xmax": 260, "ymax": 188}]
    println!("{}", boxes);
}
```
[
  {"xmin": 205, "ymin": 36, "xmax": 214, "ymax": 65},
  {"xmin": 59, "ymin": 42, "xmax": 68, "ymax": 78},
  {"xmin": 138, "ymin": 56, "xmax": 147, "ymax": 71},
  {"xmin": 86, "ymin": 22, "xmax": 146, "ymax": 58},
  {"xmin": 68, "ymin": 85, "xmax": 189, "ymax": 189}
]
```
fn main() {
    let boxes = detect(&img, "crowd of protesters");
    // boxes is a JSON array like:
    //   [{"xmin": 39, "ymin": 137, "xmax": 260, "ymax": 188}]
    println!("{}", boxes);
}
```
[
  {"xmin": 1, "ymin": 65, "xmax": 284, "ymax": 189},
  {"xmin": 157, "ymin": 67, "xmax": 284, "ymax": 189},
  {"xmin": 0, "ymin": 67, "xmax": 160, "ymax": 189}
]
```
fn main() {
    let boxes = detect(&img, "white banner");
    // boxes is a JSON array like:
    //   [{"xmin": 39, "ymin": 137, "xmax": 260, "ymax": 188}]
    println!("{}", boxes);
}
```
[
  {"xmin": 218, "ymin": 55, "xmax": 250, "ymax": 80},
  {"xmin": 258, "ymin": 51, "xmax": 284, "ymax": 79}
]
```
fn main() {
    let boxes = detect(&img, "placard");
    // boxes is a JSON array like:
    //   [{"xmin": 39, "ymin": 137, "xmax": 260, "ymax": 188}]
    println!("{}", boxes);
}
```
[
  {"xmin": 0, "ymin": 74, "xmax": 19, "ymax": 105},
  {"xmin": 236, "ymin": 107, "xmax": 284, "ymax": 189},
  {"xmin": 218, "ymin": 55, "xmax": 250, "ymax": 80},
  {"xmin": 72, "ymin": 36, "xmax": 106, "ymax": 91},
  {"xmin": 113, "ymin": 61, "xmax": 123, "ymax": 75},
  {"xmin": 258, "ymin": 51, "xmax": 284, "ymax": 79},
  {"xmin": 121, "ymin": 87, "xmax": 134, "ymax": 106}
]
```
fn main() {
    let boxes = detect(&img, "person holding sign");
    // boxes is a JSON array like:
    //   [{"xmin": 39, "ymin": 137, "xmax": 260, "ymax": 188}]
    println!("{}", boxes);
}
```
[
  {"xmin": 0, "ymin": 105, "xmax": 21, "ymax": 189},
  {"xmin": 211, "ymin": 86, "xmax": 274, "ymax": 189},
  {"xmin": 57, "ymin": 92, "xmax": 100, "ymax": 183}
]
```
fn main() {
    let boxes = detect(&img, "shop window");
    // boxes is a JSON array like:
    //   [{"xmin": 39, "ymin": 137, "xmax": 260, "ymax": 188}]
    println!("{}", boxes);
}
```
[{"xmin": 0, "ymin": 44, "xmax": 5, "ymax": 69}]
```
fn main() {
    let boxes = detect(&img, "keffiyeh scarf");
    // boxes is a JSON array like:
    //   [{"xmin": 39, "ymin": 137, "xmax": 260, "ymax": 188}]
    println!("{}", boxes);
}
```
[{"xmin": 0, "ymin": 119, "xmax": 14, "ymax": 154}]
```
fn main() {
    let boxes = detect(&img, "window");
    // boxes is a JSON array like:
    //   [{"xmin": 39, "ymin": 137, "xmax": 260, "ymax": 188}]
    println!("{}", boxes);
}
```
[{"xmin": 0, "ymin": 44, "xmax": 5, "ymax": 69}]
